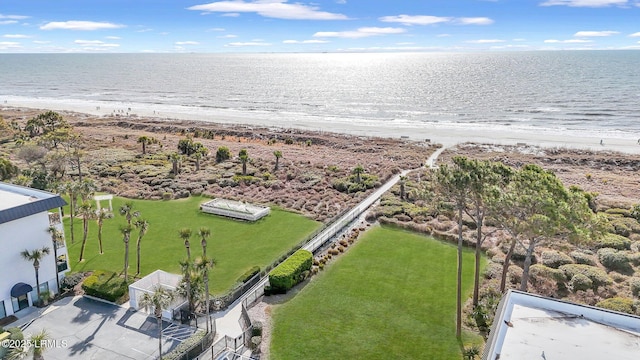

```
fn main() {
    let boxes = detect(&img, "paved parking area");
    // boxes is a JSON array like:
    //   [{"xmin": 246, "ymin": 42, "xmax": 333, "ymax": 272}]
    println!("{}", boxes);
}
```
[{"xmin": 14, "ymin": 296, "xmax": 195, "ymax": 360}]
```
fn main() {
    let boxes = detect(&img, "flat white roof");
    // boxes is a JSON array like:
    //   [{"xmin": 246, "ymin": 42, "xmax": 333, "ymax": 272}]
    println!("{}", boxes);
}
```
[
  {"xmin": 0, "ymin": 189, "xmax": 35, "ymax": 211},
  {"xmin": 485, "ymin": 290, "xmax": 640, "ymax": 360}
]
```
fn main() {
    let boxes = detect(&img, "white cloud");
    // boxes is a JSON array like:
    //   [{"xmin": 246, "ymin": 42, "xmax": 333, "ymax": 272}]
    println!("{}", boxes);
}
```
[
  {"xmin": 33, "ymin": 40, "xmax": 51, "ymax": 44},
  {"xmin": 540, "ymin": 0, "xmax": 627, "ymax": 7},
  {"xmin": 222, "ymin": 13, "xmax": 240, "ymax": 17},
  {"xmin": 283, "ymin": 39, "xmax": 329, "ymax": 44},
  {"xmin": 217, "ymin": 34, "xmax": 238, "ymax": 38},
  {"xmin": 380, "ymin": 15, "xmax": 493, "ymax": 26},
  {"xmin": 0, "ymin": 20, "xmax": 18, "ymax": 25},
  {"xmin": 0, "ymin": 41, "xmax": 21, "ymax": 49},
  {"xmin": 456, "ymin": 17, "xmax": 494, "ymax": 25},
  {"xmin": 3, "ymin": 34, "xmax": 30, "ymax": 38},
  {"xmin": 396, "ymin": 42, "xmax": 415, "ymax": 45},
  {"xmin": 544, "ymin": 39, "xmax": 592, "ymax": 43},
  {"xmin": 105, "ymin": 36, "xmax": 121, "ymax": 40},
  {"xmin": 209, "ymin": 27, "xmax": 226, "ymax": 31},
  {"xmin": 437, "ymin": 33, "xmax": 451, "ymax": 37},
  {"xmin": 574, "ymin": 30, "xmax": 619, "ymax": 36},
  {"xmin": 513, "ymin": 38, "xmax": 526, "ymax": 41},
  {"xmin": 41, "ymin": 21, "xmax": 125, "ymax": 31},
  {"xmin": 188, "ymin": 1, "xmax": 348, "ymax": 20},
  {"xmin": 379, "ymin": 15, "xmax": 451, "ymax": 26},
  {"xmin": 0, "ymin": 14, "xmax": 29, "ymax": 20},
  {"xmin": 175, "ymin": 41, "xmax": 200, "ymax": 45},
  {"xmin": 74, "ymin": 40, "xmax": 120, "ymax": 47},
  {"xmin": 226, "ymin": 42, "xmax": 272, "ymax": 46},
  {"xmin": 313, "ymin": 27, "xmax": 406, "ymax": 39},
  {"xmin": 466, "ymin": 39, "xmax": 505, "ymax": 43},
  {"xmin": 628, "ymin": 32, "xmax": 640, "ymax": 37}
]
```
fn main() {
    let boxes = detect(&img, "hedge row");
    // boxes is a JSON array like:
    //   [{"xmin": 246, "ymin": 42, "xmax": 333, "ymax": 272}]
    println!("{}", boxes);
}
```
[
  {"xmin": 81, "ymin": 270, "xmax": 129, "ymax": 303},
  {"xmin": 269, "ymin": 249, "xmax": 312, "ymax": 292}
]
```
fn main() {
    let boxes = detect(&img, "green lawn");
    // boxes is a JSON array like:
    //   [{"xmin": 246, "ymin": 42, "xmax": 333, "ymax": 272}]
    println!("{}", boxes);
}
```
[
  {"xmin": 270, "ymin": 225, "xmax": 484, "ymax": 360},
  {"xmin": 63, "ymin": 196, "xmax": 320, "ymax": 294}
]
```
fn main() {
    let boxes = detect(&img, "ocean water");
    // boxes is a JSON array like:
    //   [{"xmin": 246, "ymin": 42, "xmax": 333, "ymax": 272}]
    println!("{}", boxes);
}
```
[{"xmin": 1, "ymin": 51, "xmax": 639, "ymax": 138}]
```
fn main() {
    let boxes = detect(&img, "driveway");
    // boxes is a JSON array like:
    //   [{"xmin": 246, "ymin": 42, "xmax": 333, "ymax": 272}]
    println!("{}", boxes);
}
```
[{"xmin": 14, "ymin": 296, "xmax": 196, "ymax": 360}]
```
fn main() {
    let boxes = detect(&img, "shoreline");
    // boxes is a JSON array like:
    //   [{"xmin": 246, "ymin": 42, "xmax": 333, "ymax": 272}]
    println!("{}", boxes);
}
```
[{"xmin": 3, "ymin": 96, "xmax": 640, "ymax": 154}]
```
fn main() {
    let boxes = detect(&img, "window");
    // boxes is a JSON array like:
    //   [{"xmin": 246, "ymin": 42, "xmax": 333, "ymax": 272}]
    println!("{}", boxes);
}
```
[
  {"xmin": 30, "ymin": 283, "xmax": 49, "ymax": 305},
  {"xmin": 0, "ymin": 300, "xmax": 6, "ymax": 319},
  {"xmin": 12, "ymin": 294, "xmax": 29, "ymax": 313},
  {"xmin": 57, "ymin": 254, "xmax": 68, "ymax": 272}
]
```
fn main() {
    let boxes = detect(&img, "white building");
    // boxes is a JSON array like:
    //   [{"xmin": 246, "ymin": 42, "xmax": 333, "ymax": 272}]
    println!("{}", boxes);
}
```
[
  {"xmin": 0, "ymin": 182, "xmax": 69, "ymax": 319},
  {"xmin": 484, "ymin": 290, "xmax": 640, "ymax": 360}
]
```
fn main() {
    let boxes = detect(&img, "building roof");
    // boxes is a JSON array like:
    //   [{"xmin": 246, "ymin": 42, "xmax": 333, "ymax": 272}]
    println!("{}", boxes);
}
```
[
  {"xmin": 483, "ymin": 290, "xmax": 640, "ymax": 360},
  {"xmin": 0, "ymin": 182, "xmax": 67, "ymax": 225}
]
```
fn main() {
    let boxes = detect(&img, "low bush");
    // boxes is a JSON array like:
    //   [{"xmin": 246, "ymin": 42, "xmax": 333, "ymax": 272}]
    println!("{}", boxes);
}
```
[
  {"xmin": 569, "ymin": 250, "xmax": 596, "ymax": 266},
  {"xmin": 595, "ymin": 297, "xmax": 637, "ymax": 315},
  {"xmin": 541, "ymin": 250, "xmax": 573, "ymax": 269},
  {"xmin": 164, "ymin": 330, "xmax": 208, "ymax": 360},
  {"xmin": 630, "ymin": 277, "xmax": 640, "ymax": 297},
  {"xmin": 61, "ymin": 272, "xmax": 86, "ymax": 291},
  {"xmin": 529, "ymin": 264, "xmax": 566, "ymax": 284},
  {"xmin": 605, "ymin": 208, "xmax": 632, "ymax": 217},
  {"xmin": 81, "ymin": 270, "xmax": 129, "ymax": 303},
  {"xmin": 559, "ymin": 264, "xmax": 612, "ymax": 289},
  {"xmin": 569, "ymin": 274, "xmax": 593, "ymax": 292},
  {"xmin": 594, "ymin": 233, "xmax": 631, "ymax": 251},
  {"xmin": 607, "ymin": 217, "xmax": 640, "ymax": 237},
  {"xmin": 269, "ymin": 249, "xmax": 313, "ymax": 293},
  {"xmin": 252, "ymin": 320, "xmax": 263, "ymax": 337},
  {"xmin": 237, "ymin": 266, "xmax": 260, "ymax": 284},
  {"xmin": 597, "ymin": 248, "xmax": 632, "ymax": 273}
]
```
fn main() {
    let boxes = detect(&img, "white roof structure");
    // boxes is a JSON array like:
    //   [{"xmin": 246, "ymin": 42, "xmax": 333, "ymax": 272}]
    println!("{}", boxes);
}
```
[
  {"xmin": 0, "ymin": 182, "xmax": 66, "ymax": 224},
  {"xmin": 200, "ymin": 198, "xmax": 270, "ymax": 221},
  {"xmin": 484, "ymin": 290, "xmax": 640, "ymax": 360},
  {"xmin": 129, "ymin": 270, "xmax": 185, "ymax": 319}
]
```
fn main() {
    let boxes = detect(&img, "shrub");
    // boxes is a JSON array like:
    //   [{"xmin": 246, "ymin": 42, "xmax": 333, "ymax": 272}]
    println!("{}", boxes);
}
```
[
  {"xmin": 237, "ymin": 266, "xmax": 260, "ymax": 284},
  {"xmin": 605, "ymin": 208, "xmax": 631, "ymax": 217},
  {"xmin": 596, "ymin": 297, "xmax": 636, "ymax": 315},
  {"xmin": 81, "ymin": 270, "xmax": 129, "ymax": 303},
  {"xmin": 559, "ymin": 264, "xmax": 612, "ymax": 289},
  {"xmin": 569, "ymin": 273, "xmax": 593, "ymax": 292},
  {"xmin": 164, "ymin": 330, "xmax": 207, "ymax": 360},
  {"xmin": 269, "ymin": 249, "xmax": 312, "ymax": 293},
  {"xmin": 607, "ymin": 217, "xmax": 640, "ymax": 237},
  {"xmin": 252, "ymin": 321, "xmax": 263, "ymax": 337},
  {"xmin": 216, "ymin": 146, "xmax": 231, "ymax": 163},
  {"xmin": 61, "ymin": 272, "xmax": 86, "ymax": 290},
  {"xmin": 529, "ymin": 264, "xmax": 566, "ymax": 284},
  {"xmin": 630, "ymin": 278, "xmax": 640, "ymax": 297},
  {"xmin": 595, "ymin": 233, "xmax": 631, "ymax": 250},
  {"xmin": 569, "ymin": 250, "xmax": 596, "ymax": 266},
  {"xmin": 597, "ymin": 248, "xmax": 632, "ymax": 273},
  {"xmin": 541, "ymin": 250, "xmax": 573, "ymax": 269}
]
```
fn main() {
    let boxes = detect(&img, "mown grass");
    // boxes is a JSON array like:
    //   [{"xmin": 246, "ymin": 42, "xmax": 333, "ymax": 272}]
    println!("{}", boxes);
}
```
[
  {"xmin": 63, "ymin": 196, "xmax": 320, "ymax": 294},
  {"xmin": 270, "ymin": 225, "xmax": 484, "ymax": 360}
]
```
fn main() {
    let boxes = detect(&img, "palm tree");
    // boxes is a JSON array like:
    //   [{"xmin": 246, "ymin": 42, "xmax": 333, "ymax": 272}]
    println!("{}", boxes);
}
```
[
  {"xmin": 352, "ymin": 165, "xmax": 364, "ymax": 183},
  {"xmin": 60, "ymin": 181, "xmax": 78, "ymax": 244},
  {"xmin": 238, "ymin": 149, "xmax": 249, "ymax": 175},
  {"xmin": 179, "ymin": 228, "xmax": 192, "ymax": 260},
  {"xmin": 119, "ymin": 202, "xmax": 139, "ymax": 227},
  {"xmin": 399, "ymin": 175, "xmax": 407, "ymax": 200},
  {"xmin": 169, "ymin": 152, "xmax": 182, "ymax": 175},
  {"xmin": 7, "ymin": 329, "xmax": 51, "ymax": 360},
  {"xmin": 77, "ymin": 201, "xmax": 95, "ymax": 262},
  {"xmin": 120, "ymin": 225, "xmax": 133, "ymax": 280},
  {"xmin": 96, "ymin": 208, "xmax": 114, "ymax": 254},
  {"xmin": 137, "ymin": 136, "xmax": 151, "ymax": 154},
  {"xmin": 47, "ymin": 226, "xmax": 64, "ymax": 292},
  {"xmin": 77, "ymin": 178, "xmax": 97, "ymax": 203},
  {"xmin": 193, "ymin": 147, "xmax": 208, "ymax": 172},
  {"xmin": 134, "ymin": 219, "xmax": 149, "ymax": 276},
  {"xmin": 198, "ymin": 227, "xmax": 212, "ymax": 332},
  {"xmin": 178, "ymin": 261, "xmax": 204, "ymax": 314},
  {"xmin": 138, "ymin": 285, "xmax": 175, "ymax": 360},
  {"xmin": 179, "ymin": 228, "xmax": 193, "ymax": 311},
  {"xmin": 20, "ymin": 247, "xmax": 51, "ymax": 306},
  {"xmin": 273, "ymin": 150, "xmax": 282, "ymax": 170}
]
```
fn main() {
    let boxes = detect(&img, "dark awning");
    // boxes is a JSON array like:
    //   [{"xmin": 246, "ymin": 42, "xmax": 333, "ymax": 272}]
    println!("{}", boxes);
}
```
[{"xmin": 11, "ymin": 283, "xmax": 33, "ymax": 297}]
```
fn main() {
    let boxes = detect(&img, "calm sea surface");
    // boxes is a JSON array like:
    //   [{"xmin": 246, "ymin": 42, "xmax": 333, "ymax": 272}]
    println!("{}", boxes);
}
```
[{"xmin": 1, "ymin": 51, "xmax": 639, "ymax": 136}]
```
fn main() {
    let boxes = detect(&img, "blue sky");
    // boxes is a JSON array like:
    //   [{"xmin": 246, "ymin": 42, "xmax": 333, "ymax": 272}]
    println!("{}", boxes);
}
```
[{"xmin": 1, "ymin": 0, "xmax": 639, "ymax": 53}]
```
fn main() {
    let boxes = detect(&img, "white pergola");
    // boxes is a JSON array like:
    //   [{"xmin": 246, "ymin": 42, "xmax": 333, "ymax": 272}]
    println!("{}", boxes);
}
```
[
  {"xmin": 129, "ymin": 270, "xmax": 185, "ymax": 319},
  {"xmin": 93, "ymin": 194, "xmax": 114, "ymax": 211}
]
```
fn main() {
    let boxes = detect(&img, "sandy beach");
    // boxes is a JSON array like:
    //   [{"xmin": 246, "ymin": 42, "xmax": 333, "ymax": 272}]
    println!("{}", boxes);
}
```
[{"xmin": 4, "ymin": 97, "xmax": 640, "ymax": 155}]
